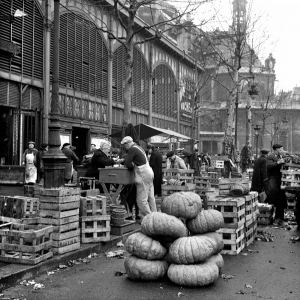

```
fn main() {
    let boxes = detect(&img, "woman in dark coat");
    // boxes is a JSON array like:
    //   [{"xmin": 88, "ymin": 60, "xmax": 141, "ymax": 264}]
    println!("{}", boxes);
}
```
[
  {"xmin": 85, "ymin": 141, "xmax": 115, "ymax": 193},
  {"xmin": 251, "ymin": 149, "xmax": 269, "ymax": 193},
  {"xmin": 148, "ymin": 144, "xmax": 163, "ymax": 197}
]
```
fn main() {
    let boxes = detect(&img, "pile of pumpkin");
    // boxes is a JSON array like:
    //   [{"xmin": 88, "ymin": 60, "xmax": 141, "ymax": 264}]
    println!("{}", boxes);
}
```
[{"xmin": 124, "ymin": 191, "xmax": 225, "ymax": 287}]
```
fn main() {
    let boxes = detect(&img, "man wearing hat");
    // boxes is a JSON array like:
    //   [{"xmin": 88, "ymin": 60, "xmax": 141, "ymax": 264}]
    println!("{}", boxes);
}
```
[
  {"xmin": 251, "ymin": 149, "xmax": 269, "ymax": 195},
  {"xmin": 22, "ymin": 141, "xmax": 38, "ymax": 184},
  {"xmin": 61, "ymin": 143, "xmax": 79, "ymax": 184},
  {"xmin": 118, "ymin": 136, "xmax": 157, "ymax": 218},
  {"xmin": 166, "ymin": 151, "xmax": 187, "ymax": 170},
  {"xmin": 265, "ymin": 144, "xmax": 287, "ymax": 226}
]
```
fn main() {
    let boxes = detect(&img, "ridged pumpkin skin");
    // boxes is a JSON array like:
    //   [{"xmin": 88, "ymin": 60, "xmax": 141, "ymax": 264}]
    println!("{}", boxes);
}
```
[
  {"xmin": 206, "ymin": 253, "xmax": 224, "ymax": 270},
  {"xmin": 169, "ymin": 236, "xmax": 217, "ymax": 264},
  {"xmin": 125, "ymin": 232, "xmax": 167, "ymax": 260},
  {"xmin": 196, "ymin": 232, "xmax": 224, "ymax": 254},
  {"xmin": 167, "ymin": 261, "xmax": 219, "ymax": 286},
  {"xmin": 186, "ymin": 209, "xmax": 224, "ymax": 234},
  {"xmin": 141, "ymin": 212, "xmax": 187, "ymax": 239},
  {"xmin": 124, "ymin": 255, "xmax": 168, "ymax": 280},
  {"xmin": 161, "ymin": 192, "xmax": 202, "ymax": 219}
]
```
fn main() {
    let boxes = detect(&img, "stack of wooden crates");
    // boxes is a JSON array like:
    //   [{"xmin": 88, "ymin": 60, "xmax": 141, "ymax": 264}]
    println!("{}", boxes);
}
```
[
  {"xmin": 207, "ymin": 188, "xmax": 259, "ymax": 255},
  {"xmin": 38, "ymin": 187, "xmax": 81, "ymax": 255},
  {"xmin": 80, "ymin": 195, "xmax": 110, "ymax": 242}
]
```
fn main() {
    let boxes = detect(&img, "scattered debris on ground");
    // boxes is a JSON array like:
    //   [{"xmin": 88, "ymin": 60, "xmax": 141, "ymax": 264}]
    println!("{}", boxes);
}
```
[{"xmin": 255, "ymin": 230, "xmax": 275, "ymax": 242}]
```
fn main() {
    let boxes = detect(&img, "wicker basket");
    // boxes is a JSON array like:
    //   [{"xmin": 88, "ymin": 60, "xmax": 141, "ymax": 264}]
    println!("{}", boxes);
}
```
[{"xmin": 111, "ymin": 208, "xmax": 127, "ymax": 225}]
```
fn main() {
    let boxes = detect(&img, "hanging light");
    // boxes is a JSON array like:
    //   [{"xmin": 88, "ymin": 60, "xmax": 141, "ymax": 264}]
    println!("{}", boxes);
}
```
[{"xmin": 248, "ymin": 83, "xmax": 259, "ymax": 100}]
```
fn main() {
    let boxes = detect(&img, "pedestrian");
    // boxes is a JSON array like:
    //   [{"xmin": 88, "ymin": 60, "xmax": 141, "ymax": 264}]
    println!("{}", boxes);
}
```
[
  {"xmin": 22, "ymin": 141, "xmax": 38, "ymax": 184},
  {"xmin": 118, "ymin": 136, "xmax": 157, "ymax": 218},
  {"xmin": 147, "ymin": 144, "xmax": 163, "ymax": 197},
  {"xmin": 61, "ymin": 143, "xmax": 79, "ymax": 184},
  {"xmin": 265, "ymin": 144, "xmax": 287, "ymax": 226},
  {"xmin": 82, "ymin": 143, "xmax": 97, "ymax": 167},
  {"xmin": 85, "ymin": 141, "xmax": 115, "ymax": 193},
  {"xmin": 251, "ymin": 148, "xmax": 269, "ymax": 196},
  {"xmin": 36, "ymin": 143, "xmax": 48, "ymax": 185},
  {"xmin": 166, "ymin": 151, "xmax": 187, "ymax": 169}
]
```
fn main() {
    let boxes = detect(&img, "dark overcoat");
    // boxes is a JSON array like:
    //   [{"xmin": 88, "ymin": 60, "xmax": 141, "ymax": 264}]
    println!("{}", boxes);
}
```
[
  {"xmin": 265, "ymin": 153, "xmax": 287, "ymax": 209},
  {"xmin": 149, "ymin": 149, "xmax": 163, "ymax": 196},
  {"xmin": 85, "ymin": 149, "xmax": 115, "ymax": 179},
  {"xmin": 251, "ymin": 154, "xmax": 268, "ymax": 193},
  {"xmin": 62, "ymin": 148, "xmax": 79, "ymax": 180}
]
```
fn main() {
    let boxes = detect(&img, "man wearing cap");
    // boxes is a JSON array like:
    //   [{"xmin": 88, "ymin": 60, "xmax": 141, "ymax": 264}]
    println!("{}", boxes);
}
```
[
  {"xmin": 22, "ymin": 141, "xmax": 38, "ymax": 184},
  {"xmin": 265, "ymin": 144, "xmax": 287, "ymax": 226},
  {"xmin": 251, "ymin": 149, "xmax": 269, "ymax": 195},
  {"xmin": 61, "ymin": 143, "xmax": 79, "ymax": 184},
  {"xmin": 119, "ymin": 136, "xmax": 157, "ymax": 217},
  {"xmin": 166, "ymin": 151, "xmax": 187, "ymax": 169}
]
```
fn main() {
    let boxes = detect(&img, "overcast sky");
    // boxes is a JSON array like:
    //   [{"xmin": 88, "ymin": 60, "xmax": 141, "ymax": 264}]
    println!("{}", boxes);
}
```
[{"xmin": 183, "ymin": 0, "xmax": 300, "ymax": 92}]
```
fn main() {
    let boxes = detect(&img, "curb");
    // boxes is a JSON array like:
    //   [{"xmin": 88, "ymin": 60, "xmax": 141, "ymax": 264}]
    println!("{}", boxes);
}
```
[{"xmin": 0, "ymin": 229, "xmax": 139, "ymax": 291}]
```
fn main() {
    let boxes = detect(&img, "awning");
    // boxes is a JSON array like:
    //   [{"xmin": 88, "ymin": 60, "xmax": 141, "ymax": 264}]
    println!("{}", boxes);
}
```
[{"xmin": 109, "ymin": 123, "xmax": 191, "ymax": 140}]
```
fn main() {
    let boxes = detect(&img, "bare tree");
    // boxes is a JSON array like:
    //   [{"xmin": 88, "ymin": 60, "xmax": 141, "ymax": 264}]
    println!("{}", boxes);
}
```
[
  {"xmin": 97, "ymin": 0, "xmax": 213, "ymax": 126},
  {"xmin": 189, "ymin": 0, "xmax": 271, "ymax": 158}
]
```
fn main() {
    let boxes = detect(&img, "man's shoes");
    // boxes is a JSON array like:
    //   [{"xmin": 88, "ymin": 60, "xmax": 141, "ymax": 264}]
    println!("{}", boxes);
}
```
[
  {"xmin": 273, "ymin": 218, "xmax": 283, "ymax": 226},
  {"xmin": 135, "ymin": 216, "xmax": 141, "ymax": 220}
]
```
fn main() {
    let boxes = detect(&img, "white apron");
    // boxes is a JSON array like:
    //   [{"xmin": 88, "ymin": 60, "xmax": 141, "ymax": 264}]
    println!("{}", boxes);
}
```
[{"xmin": 25, "ymin": 153, "xmax": 37, "ymax": 184}]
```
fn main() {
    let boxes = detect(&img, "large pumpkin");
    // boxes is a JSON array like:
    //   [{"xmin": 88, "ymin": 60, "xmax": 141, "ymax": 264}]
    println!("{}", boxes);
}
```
[
  {"xmin": 124, "ymin": 255, "xmax": 168, "ymax": 280},
  {"xmin": 168, "ymin": 236, "xmax": 217, "ymax": 264},
  {"xmin": 196, "ymin": 232, "xmax": 224, "ymax": 254},
  {"xmin": 167, "ymin": 261, "xmax": 219, "ymax": 286},
  {"xmin": 161, "ymin": 192, "xmax": 202, "ymax": 219},
  {"xmin": 206, "ymin": 253, "xmax": 224, "ymax": 271},
  {"xmin": 141, "ymin": 212, "xmax": 187, "ymax": 240},
  {"xmin": 125, "ymin": 232, "xmax": 167, "ymax": 260},
  {"xmin": 186, "ymin": 209, "xmax": 224, "ymax": 234}
]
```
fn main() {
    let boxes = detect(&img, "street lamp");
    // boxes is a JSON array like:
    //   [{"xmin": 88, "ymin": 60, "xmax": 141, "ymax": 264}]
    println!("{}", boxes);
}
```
[{"xmin": 254, "ymin": 124, "xmax": 261, "ymax": 159}]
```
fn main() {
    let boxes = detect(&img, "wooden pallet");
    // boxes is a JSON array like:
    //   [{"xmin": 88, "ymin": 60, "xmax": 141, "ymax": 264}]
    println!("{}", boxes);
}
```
[
  {"xmin": 0, "ymin": 196, "xmax": 39, "ymax": 219},
  {"xmin": 161, "ymin": 183, "xmax": 196, "ymax": 197},
  {"xmin": 80, "ymin": 195, "xmax": 107, "ymax": 216},
  {"xmin": 162, "ymin": 169, "xmax": 194, "ymax": 184},
  {"xmin": 207, "ymin": 196, "xmax": 245, "ymax": 228},
  {"xmin": 80, "ymin": 215, "xmax": 110, "ymax": 243},
  {"xmin": 218, "ymin": 178, "xmax": 249, "ymax": 196},
  {"xmin": 52, "ymin": 242, "xmax": 80, "ymax": 255},
  {"xmin": 0, "ymin": 223, "xmax": 53, "ymax": 265},
  {"xmin": 217, "ymin": 226, "xmax": 245, "ymax": 255}
]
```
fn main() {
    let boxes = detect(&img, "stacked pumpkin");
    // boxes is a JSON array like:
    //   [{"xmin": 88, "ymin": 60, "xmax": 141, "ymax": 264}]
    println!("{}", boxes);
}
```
[{"xmin": 124, "ymin": 191, "xmax": 225, "ymax": 287}]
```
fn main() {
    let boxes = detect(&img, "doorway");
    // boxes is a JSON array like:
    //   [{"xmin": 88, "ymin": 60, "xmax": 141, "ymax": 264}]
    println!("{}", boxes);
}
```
[{"xmin": 71, "ymin": 127, "xmax": 89, "ymax": 164}]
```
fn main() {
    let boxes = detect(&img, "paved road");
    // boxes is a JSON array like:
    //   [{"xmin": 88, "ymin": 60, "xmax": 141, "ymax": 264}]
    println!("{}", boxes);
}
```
[{"xmin": 1, "ymin": 225, "xmax": 300, "ymax": 300}]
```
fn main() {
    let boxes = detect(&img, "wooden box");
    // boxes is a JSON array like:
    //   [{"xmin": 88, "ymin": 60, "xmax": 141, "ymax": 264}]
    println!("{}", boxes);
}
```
[
  {"xmin": 0, "ymin": 223, "xmax": 53, "ymax": 265},
  {"xmin": 80, "ymin": 215, "xmax": 110, "ymax": 243},
  {"xmin": 217, "ymin": 225, "xmax": 245, "ymax": 255},
  {"xmin": 99, "ymin": 167, "xmax": 135, "ymax": 185},
  {"xmin": 218, "ymin": 178, "xmax": 249, "ymax": 196},
  {"xmin": 0, "ymin": 196, "xmax": 39, "ymax": 219},
  {"xmin": 110, "ymin": 220, "xmax": 136, "ymax": 236},
  {"xmin": 80, "ymin": 195, "xmax": 107, "ymax": 216},
  {"xmin": 207, "ymin": 196, "xmax": 245, "ymax": 228}
]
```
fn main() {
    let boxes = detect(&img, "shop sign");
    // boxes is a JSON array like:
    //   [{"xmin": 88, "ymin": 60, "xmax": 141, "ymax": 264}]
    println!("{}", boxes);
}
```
[{"xmin": 0, "ymin": 39, "xmax": 21, "ymax": 56}]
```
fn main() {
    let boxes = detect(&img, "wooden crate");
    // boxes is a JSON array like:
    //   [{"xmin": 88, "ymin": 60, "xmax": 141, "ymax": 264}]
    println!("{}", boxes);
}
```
[
  {"xmin": 217, "ymin": 225, "xmax": 245, "ymax": 255},
  {"xmin": 207, "ymin": 196, "xmax": 245, "ymax": 228},
  {"xmin": 52, "ymin": 229, "xmax": 80, "ymax": 254},
  {"xmin": 194, "ymin": 176, "xmax": 211, "ymax": 189},
  {"xmin": 111, "ymin": 220, "xmax": 136, "ymax": 236},
  {"xmin": 40, "ymin": 187, "xmax": 81, "ymax": 197},
  {"xmin": 161, "ymin": 183, "xmax": 196, "ymax": 197},
  {"xmin": 80, "ymin": 195, "xmax": 107, "ymax": 216},
  {"xmin": 163, "ymin": 169, "xmax": 194, "ymax": 184},
  {"xmin": 281, "ymin": 164, "xmax": 300, "ymax": 189},
  {"xmin": 0, "ymin": 223, "xmax": 53, "ymax": 265},
  {"xmin": 218, "ymin": 178, "xmax": 249, "ymax": 196},
  {"xmin": 52, "ymin": 242, "xmax": 80, "ymax": 255},
  {"xmin": 80, "ymin": 215, "xmax": 110, "ymax": 243},
  {"xmin": 0, "ymin": 196, "xmax": 39, "ymax": 219}
]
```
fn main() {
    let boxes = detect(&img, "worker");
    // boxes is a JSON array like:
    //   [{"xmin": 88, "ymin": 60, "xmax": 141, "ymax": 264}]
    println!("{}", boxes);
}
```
[
  {"xmin": 166, "ymin": 151, "xmax": 187, "ymax": 169},
  {"xmin": 118, "ymin": 136, "xmax": 157, "ymax": 218}
]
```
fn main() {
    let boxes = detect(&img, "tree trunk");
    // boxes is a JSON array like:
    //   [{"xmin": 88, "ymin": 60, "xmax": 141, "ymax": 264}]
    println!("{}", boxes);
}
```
[
  {"xmin": 245, "ymin": 95, "xmax": 252, "ymax": 148},
  {"xmin": 222, "ymin": 68, "xmax": 238, "ymax": 155},
  {"xmin": 123, "ymin": 22, "xmax": 134, "ymax": 126}
]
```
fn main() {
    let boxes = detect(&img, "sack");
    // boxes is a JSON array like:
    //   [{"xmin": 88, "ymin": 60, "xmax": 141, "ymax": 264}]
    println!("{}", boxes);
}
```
[{"xmin": 259, "ymin": 191, "xmax": 267, "ymax": 203}]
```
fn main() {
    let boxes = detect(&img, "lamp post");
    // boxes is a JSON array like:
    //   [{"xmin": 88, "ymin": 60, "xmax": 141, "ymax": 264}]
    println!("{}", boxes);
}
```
[{"xmin": 254, "ymin": 124, "xmax": 261, "ymax": 159}]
